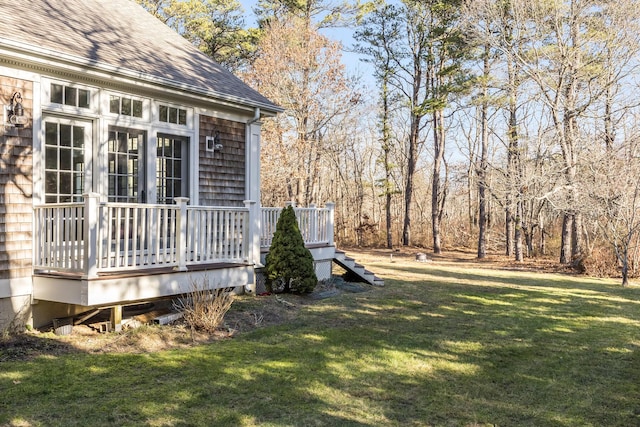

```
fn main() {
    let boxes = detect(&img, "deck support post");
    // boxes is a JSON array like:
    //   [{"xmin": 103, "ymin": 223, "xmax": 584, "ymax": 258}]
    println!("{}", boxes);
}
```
[{"xmin": 111, "ymin": 305, "xmax": 122, "ymax": 332}]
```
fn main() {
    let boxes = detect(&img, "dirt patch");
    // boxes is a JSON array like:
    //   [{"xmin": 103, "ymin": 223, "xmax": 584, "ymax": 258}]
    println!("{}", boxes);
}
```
[{"xmin": 0, "ymin": 281, "xmax": 341, "ymax": 362}]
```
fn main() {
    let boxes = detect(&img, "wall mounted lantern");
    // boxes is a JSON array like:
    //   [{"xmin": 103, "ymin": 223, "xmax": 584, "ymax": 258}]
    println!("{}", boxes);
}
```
[
  {"xmin": 6, "ymin": 92, "xmax": 27, "ymax": 127},
  {"xmin": 206, "ymin": 130, "xmax": 223, "ymax": 153}
]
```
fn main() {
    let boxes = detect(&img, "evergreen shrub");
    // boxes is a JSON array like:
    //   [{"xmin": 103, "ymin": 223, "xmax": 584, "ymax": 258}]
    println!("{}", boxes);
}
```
[{"xmin": 265, "ymin": 205, "xmax": 318, "ymax": 294}]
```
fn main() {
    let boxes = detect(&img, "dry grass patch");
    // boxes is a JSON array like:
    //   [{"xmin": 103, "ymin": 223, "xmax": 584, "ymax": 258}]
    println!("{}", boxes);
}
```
[{"xmin": 174, "ymin": 280, "xmax": 235, "ymax": 334}]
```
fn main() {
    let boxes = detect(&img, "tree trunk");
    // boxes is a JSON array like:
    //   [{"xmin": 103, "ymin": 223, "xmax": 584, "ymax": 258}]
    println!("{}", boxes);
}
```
[
  {"xmin": 402, "ymin": 130, "xmax": 417, "ymax": 246},
  {"xmin": 478, "ymin": 185, "xmax": 487, "ymax": 258},
  {"xmin": 571, "ymin": 211, "xmax": 584, "ymax": 261},
  {"xmin": 537, "ymin": 213, "xmax": 545, "ymax": 255},
  {"xmin": 386, "ymin": 191, "xmax": 392, "ymax": 249},
  {"xmin": 477, "ymin": 43, "xmax": 490, "ymax": 259},
  {"xmin": 514, "ymin": 201, "xmax": 524, "ymax": 262},
  {"xmin": 432, "ymin": 110, "xmax": 445, "ymax": 254},
  {"xmin": 505, "ymin": 207, "xmax": 513, "ymax": 256},
  {"xmin": 402, "ymin": 92, "xmax": 422, "ymax": 247},
  {"xmin": 382, "ymin": 70, "xmax": 393, "ymax": 249},
  {"xmin": 525, "ymin": 227, "xmax": 534, "ymax": 257},
  {"xmin": 560, "ymin": 213, "xmax": 573, "ymax": 264},
  {"xmin": 622, "ymin": 260, "xmax": 629, "ymax": 287},
  {"xmin": 505, "ymin": 43, "xmax": 519, "ymax": 258}
]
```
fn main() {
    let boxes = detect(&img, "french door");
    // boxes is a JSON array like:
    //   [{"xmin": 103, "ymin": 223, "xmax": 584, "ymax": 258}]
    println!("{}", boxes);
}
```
[
  {"xmin": 107, "ymin": 128, "xmax": 146, "ymax": 203},
  {"xmin": 156, "ymin": 134, "xmax": 189, "ymax": 204}
]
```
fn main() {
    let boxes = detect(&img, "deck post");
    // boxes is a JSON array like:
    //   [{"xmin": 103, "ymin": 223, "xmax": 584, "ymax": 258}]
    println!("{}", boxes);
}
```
[
  {"xmin": 245, "ymin": 200, "xmax": 259, "ymax": 294},
  {"xmin": 325, "ymin": 202, "xmax": 335, "ymax": 246},
  {"xmin": 310, "ymin": 204, "xmax": 318, "ymax": 243},
  {"xmin": 174, "ymin": 197, "xmax": 189, "ymax": 271},
  {"xmin": 110, "ymin": 305, "xmax": 122, "ymax": 332},
  {"xmin": 83, "ymin": 193, "xmax": 100, "ymax": 279}
]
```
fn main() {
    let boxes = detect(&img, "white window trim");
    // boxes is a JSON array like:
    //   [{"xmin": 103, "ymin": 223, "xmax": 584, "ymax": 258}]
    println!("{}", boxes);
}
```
[
  {"xmin": 153, "ymin": 100, "xmax": 194, "ymax": 130},
  {"xmin": 103, "ymin": 91, "xmax": 150, "ymax": 123},
  {"xmin": 37, "ymin": 81, "xmax": 200, "ymax": 206},
  {"xmin": 41, "ymin": 77, "xmax": 99, "ymax": 116}
]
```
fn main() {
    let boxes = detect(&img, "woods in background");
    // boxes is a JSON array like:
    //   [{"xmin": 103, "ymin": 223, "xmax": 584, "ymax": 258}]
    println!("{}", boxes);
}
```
[{"xmin": 137, "ymin": 0, "xmax": 640, "ymax": 284}]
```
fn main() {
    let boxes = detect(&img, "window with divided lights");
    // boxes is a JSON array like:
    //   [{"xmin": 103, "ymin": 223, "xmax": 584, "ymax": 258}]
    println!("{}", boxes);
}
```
[
  {"xmin": 50, "ymin": 83, "xmax": 90, "ymax": 109},
  {"xmin": 110, "ymin": 95, "xmax": 143, "ymax": 118},
  {"xmin": 44, "ymin": 120, "xmax": 90, "ymax": 203},
  {"xmin": 159, "ymin": 104, "xmax": 187, "ymax": 125},
  {"xmin": 157, "ymin": 134, "xmax": 188, "ymax": 204},
  {"xmin": 108, "ymin": 128, "xmax": 146, "ymax": 203}
]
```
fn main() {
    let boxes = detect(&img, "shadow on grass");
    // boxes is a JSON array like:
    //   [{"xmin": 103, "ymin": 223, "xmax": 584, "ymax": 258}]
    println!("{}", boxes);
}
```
[
  {"xmin": 2, "ymin": 263, "xmax": 640, "ymax": 426},
  {"xmin": 0, "ymin": 332, "xmax": 80, "ymax": 362}
]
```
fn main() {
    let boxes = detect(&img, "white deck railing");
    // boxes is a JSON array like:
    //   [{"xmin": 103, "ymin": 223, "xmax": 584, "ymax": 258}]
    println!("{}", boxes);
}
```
[
  {"xmin": 185, "ymin": 206, "xmax": 249, "ymax": 264},
  {"xmin": 96, "ymin": 202, "xmax": 180, "ymax": 271},
  {"xmin": 34, "ymin": 197, "xmax": 333, "ymax": 277},
  {"xmin": 260, "ymin": 203, "xmax": 335, "ymax": 248},
  {"xmin": 34, "ymin": 203, "xmax": 87, "ymax": 272},
  {"xmin": 34, "ymin": 196, "xmax": 250, "ymax": 276}
]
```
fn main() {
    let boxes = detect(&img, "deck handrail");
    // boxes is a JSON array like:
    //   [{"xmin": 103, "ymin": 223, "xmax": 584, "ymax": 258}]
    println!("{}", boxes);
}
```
[
  {"xmin": 34, "ymin": 198, "xmax": 334, "ymax": 276},
  {"xmin": 185, "ymin": 204, "xmax": 250, "ymax": 265},
  {"xmin": 260, "ymin": 202, "xmax": 335, "ymax": 248},
  {"xmin": 33, "ymin": 203, "xmax": 86, "ymax": 273},
  {"xmin": 34, "ymin": 197, "xmax": 251, "ymax": 277}
]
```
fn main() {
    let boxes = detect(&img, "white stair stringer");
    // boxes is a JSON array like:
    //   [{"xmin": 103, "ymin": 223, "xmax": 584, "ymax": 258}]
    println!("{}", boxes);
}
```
[{"xmin": 333, "ymin": 250, "xmax": 384, "ymax": 287}]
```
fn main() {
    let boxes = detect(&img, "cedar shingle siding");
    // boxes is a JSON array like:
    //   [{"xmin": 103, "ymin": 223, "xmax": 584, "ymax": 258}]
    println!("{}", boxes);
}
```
[
  {"xmin": 0, "ymin": 78, "xmax": 33, "ymax": 280},
  {"xmin": 199, "ymin": 116, "xmax": 246, "ymax": 207}
]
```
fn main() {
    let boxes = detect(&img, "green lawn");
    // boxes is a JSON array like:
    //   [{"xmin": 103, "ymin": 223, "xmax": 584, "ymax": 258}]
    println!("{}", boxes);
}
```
[{"xmin": 1, "ymin": 253, "xmax": 639, "ymax": 426}]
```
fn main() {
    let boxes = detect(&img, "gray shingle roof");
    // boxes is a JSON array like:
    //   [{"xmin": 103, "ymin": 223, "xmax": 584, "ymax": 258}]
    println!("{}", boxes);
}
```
[{"xmin": 0, "ymin": 0, "xmax": 281, "ymax": 113}]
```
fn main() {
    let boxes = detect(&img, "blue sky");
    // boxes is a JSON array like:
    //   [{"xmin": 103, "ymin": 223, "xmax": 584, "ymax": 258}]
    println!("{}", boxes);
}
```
[{"xmin": 238, "ymin": 0, "xmax": 259, "ymax": 26}]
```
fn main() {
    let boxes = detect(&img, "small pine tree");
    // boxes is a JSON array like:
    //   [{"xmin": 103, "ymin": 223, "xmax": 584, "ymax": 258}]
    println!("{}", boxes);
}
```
[{"xmin": 265, "ymin": 205, "xmax": 318, "ymax": 294}]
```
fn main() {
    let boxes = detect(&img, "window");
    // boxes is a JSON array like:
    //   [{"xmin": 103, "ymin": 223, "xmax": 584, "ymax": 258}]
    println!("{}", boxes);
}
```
[
  {"xmin": 44, "ymin": 120, "xmax": 91, "ymax": 203},
  {"xmin": 50, "ymin": 83, "xmax": 90, "ymax": 109},
  {"xmin": 158, "ymin": 104, "xmax": 187, "ymax": 125},
  {"xmin": 110, "ymin": 95, "xmax": 143, "ymax": 118},
  {"xmin": 157, "ymin": 134, "xmax": 188, "ymax": 204},
  {"xmin": 108, "ymin": 128, "xmax": 146, "ymax": 203}
]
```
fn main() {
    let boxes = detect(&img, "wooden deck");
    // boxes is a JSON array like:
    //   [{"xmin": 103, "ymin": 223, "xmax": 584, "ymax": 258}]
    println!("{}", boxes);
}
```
[{"xmin": 32, "ymin": 202, "xmax": 336, "ymax": 307}]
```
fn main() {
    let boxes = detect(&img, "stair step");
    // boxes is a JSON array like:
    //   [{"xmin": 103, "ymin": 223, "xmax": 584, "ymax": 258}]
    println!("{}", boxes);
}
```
[{"xmin": 332, "ymin": 249, "xmax": 384, "ymax": 287}]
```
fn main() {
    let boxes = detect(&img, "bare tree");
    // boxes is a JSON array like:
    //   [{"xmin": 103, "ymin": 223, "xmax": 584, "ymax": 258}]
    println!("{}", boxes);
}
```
[
  {"xmin": 243, "ymin": 17, "xmax": 359, "ymax": 206},
  {"xmin": 505, "ymin": 0, "xmax": 640, "ymax": 264},
  {"xmin": 586, "ymin": 146, "xmax": 640, "ymax": 286}
]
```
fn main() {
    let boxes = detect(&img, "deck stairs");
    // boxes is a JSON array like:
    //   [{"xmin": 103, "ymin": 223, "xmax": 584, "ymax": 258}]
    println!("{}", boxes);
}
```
[{"xmin": 333, "ymin": 250, "xmax": 384, "ymax": 287}]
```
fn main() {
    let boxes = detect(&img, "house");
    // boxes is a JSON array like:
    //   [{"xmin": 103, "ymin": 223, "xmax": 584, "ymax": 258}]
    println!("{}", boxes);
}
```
[{"xmin": 0, "ymin": 0, "xmax": 383, "ymax": 333}]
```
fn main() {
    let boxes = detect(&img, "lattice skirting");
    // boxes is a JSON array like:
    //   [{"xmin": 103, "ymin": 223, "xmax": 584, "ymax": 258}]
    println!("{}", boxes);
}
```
[{"xmin": 314, "ymin": 259, "xmax": 333, "ymax": 281}]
